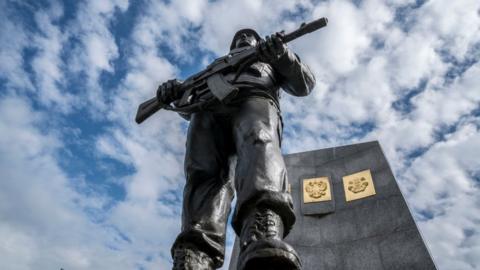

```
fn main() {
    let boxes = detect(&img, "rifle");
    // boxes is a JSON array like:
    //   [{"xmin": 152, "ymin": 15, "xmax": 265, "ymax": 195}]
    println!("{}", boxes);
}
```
[{"xmin": 135, "ymin": 17, "xmax": 328, "ymax": 124}]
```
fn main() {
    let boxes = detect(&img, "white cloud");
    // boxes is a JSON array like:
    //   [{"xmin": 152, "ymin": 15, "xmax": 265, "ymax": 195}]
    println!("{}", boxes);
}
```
[
  {"xmin": 403, "ymin": 122, "xmax": 480, "ymax": 269},
  {"xmin": 32, "ymin": 5, "xmax": 77, "ymax": 112},
  {"xmin": 414, "ymin": 0, "xmax": 480, "ymax": 59},
  {"xmin": 0, "ymin": 2, "xmax": 34, "ymax": 92},
  {"xmin": 309, "ymin": 0, "xmax": 375, "ymax": 75},
  {"xmin": 1, "ymin": 0, "xmax": 126, "ymax": 113},
  {"xmin": 65, "ymin": 0, "xmax": 128, "ymax": 113},
  {"xmin": 0, "ymin": 96, "xmax": 136, "ymax": 269}
]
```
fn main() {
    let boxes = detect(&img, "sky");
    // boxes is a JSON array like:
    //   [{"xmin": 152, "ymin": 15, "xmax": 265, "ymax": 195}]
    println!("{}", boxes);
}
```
[{"xmin": 0, "ymin": 0, "xmax": 479, "ymax": 269}]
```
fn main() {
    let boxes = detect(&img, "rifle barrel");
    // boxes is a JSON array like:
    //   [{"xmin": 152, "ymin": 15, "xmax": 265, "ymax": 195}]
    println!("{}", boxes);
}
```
[{"xmin": 283, "ymin": 17, "xmax": 328, "ymax": 43}]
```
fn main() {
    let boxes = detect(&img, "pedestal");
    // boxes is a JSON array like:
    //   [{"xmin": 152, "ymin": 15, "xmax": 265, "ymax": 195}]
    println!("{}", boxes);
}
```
[{"xmin": 228, "ymin": 141, "xmax": 437, "ymax": 270}]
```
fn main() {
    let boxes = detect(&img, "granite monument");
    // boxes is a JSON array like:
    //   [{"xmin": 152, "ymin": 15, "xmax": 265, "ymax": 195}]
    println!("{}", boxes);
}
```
[{"xmin": 228, "ymin": 141, "xmax": 437, "ymax": 270}]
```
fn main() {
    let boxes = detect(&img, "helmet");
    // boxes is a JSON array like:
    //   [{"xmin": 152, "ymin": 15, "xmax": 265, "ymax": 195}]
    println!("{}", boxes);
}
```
[{"xmin": 229, "ymin": 28, "xmax": 262, "ymax": 50}]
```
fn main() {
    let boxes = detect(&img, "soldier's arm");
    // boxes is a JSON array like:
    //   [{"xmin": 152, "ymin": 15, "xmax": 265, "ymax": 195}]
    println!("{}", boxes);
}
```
[{"xmin": 272, "ymin": 50, "xmax": 316, "ymax": 97}]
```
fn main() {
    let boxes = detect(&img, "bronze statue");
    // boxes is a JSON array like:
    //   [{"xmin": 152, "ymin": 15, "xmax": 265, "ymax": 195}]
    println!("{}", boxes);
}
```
[{"xmin": 137, "ymin": 18, "xmax": 327, "ymax": 270}]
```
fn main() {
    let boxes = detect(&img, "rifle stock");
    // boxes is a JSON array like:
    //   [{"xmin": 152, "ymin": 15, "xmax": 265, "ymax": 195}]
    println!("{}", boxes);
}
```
[{"xmin": 135, "ymin": 97, "xmax": 165, "ymax": 124}]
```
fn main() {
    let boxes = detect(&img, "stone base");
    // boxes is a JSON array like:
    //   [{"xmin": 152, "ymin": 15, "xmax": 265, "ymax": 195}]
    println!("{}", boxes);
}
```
[{"xmin": 229, "ymin": 141, "xmax": 437, "ymax": 270}]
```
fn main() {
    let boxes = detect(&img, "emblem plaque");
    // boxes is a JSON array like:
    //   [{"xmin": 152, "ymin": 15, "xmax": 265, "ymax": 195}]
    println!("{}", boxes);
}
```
[
  {"xmin": 343, "ymin": 169, "xmax": 376, "ymax": 201},
  {"xmin": 303, "ymin": 177, "xmax": 332, "ymax": 203}
]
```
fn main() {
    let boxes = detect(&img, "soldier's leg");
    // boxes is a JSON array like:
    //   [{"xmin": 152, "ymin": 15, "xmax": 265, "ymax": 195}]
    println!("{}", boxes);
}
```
[
  {"xmin": 231, "ymin": 98, "xmax": 299, "ymax": 270},
  {"xmin": 231, "ymin": 98, "xmax": 295, "ymax": 235},
  {"xmin": 172, "ymin": 112, "xmax": 234, "ymax": 269}
]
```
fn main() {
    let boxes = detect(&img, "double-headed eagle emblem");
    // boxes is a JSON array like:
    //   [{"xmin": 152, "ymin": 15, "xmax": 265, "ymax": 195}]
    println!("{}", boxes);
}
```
[{"xmin": 305, "ymin": 180, "xmax": 328, "ymax": 199}]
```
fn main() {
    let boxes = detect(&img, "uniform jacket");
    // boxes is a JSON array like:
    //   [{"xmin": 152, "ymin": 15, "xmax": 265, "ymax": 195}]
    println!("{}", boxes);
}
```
[{"xmin": 225, "ymin": 46, "xmax": 316, "ymax": 108}]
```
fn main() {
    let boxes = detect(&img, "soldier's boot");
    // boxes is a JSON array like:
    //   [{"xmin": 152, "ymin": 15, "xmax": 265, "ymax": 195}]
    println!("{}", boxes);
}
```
[
  {"xmin": 172, "ymin": 244, "xmax": 215, "ymax": 270},
  {"xmin": 237, "ymin": 208, "xmax": 301, "ymax": 270}
]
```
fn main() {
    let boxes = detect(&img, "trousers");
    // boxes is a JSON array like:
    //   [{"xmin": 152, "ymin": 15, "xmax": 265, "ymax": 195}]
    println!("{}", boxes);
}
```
[{"xmin": 171, "ymin": 97, "xmax": 296, "ymax": 268}]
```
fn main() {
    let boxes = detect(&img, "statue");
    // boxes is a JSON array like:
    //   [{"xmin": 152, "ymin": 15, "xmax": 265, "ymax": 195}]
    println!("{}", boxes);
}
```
[{"xmin": 136, "ymin": 18, "xmax": 328, "ymax": 270}]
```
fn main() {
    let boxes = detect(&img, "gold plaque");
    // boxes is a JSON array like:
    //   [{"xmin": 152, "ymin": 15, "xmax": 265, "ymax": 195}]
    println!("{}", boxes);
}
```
[
  {"xmin": 303, "ymin": 177, "xmax": 332, "ymax": 203},
  {"xmin": 343, "ymin": 169, "xmax": 376, "ymax": 202}
]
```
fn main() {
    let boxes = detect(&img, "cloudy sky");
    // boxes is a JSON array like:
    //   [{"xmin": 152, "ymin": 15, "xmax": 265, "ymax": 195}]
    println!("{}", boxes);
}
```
[{"xmin": 0, "ymin": 0, "xmax": 479, "ymax": 269}]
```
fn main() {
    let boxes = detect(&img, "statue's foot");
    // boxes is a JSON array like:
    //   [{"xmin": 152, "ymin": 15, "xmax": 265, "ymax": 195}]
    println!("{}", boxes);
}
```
[
  {"xmin": 237, "ymin": 239, "xmax": 301, "ymax": 270},
  {"xmin": 237, "ymin": 208, "xmax": 301, "ymax": 270},
  {"xmin": 172, "ymin": 244, "xmax": 214, "ymax": 270}
]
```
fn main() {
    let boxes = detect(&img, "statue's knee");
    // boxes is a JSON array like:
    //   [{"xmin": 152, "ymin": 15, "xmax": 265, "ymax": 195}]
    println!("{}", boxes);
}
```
[{"xmin": 244, "ymin": 124, "xmax": 273, "ymax": 146}]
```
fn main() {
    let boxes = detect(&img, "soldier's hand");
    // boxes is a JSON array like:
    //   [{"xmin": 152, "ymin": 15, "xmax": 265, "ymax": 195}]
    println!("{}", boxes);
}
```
[
  {"xmin": 258, "ymin": 32, "xmax": 288, "ymax": 64},
  {"xmin": 156, "ymin": 79, "xmax": 182, "ymax": 104}
]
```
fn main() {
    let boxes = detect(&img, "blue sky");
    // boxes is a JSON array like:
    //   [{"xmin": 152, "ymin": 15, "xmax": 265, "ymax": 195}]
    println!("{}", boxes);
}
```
[{"xmin": 1, "ymin": 0, "xmax": 479, "ymax": 269}]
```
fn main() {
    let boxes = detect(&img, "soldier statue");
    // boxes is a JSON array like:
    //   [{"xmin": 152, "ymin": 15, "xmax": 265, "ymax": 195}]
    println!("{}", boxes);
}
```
[
  {"xmin": 138, "ymin": 19, "xmax": 327, "ymax": 270},
  {"xmin": 157, "ymin": 29, "xmax": 315, "ymax": 270}
]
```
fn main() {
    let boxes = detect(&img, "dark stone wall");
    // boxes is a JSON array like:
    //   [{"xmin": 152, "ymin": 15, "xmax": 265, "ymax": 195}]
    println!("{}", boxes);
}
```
[{"xmin": 229, "ymin": 141, "xmax": 437, "ymax": 270}]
